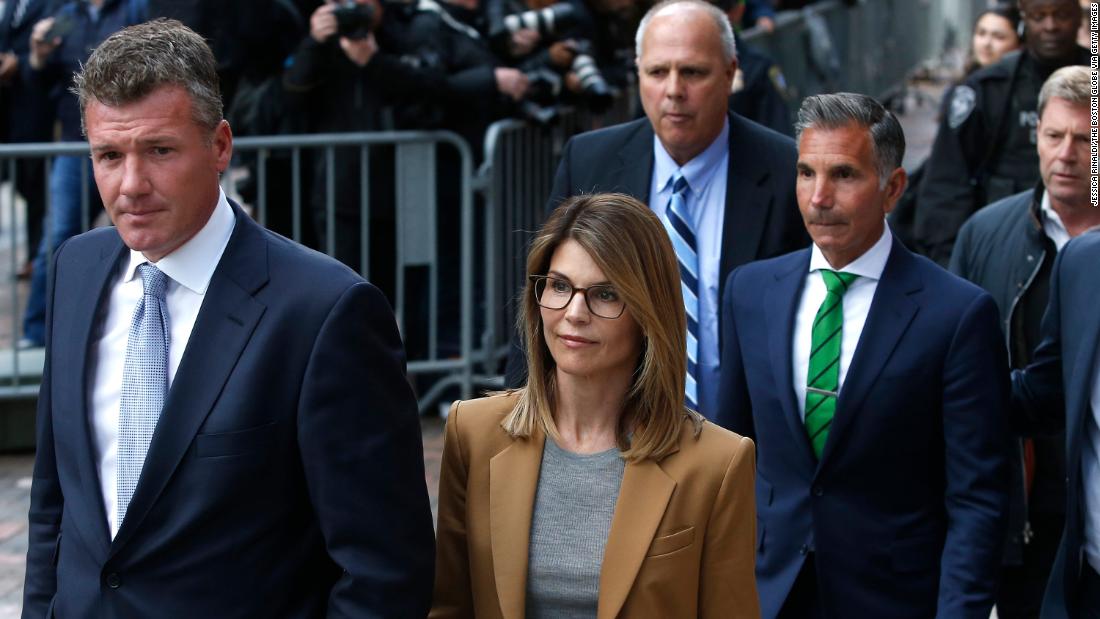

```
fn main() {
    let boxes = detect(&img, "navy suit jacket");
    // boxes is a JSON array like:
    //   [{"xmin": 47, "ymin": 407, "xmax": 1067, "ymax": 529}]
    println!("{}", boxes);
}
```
[
  {"xmin": 22, "ymin": 205, "xmax": 435, "ymax": 618},
  {"xmin": 1011, "ymin": 230, "xmax": 1100, "ymax": 619},
  {"xmin": 717, "ymin": 237, "xmax": 1011, "ymax": 618},
  {"xmin": 505, "ymin": 112, "xmax": 810, "ymax": 410}
]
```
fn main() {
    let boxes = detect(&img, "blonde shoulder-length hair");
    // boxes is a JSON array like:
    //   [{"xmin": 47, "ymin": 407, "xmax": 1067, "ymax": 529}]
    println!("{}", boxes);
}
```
[{"xmin": 501, "ymin": 193, "xmax": 704, "ymax": 461}]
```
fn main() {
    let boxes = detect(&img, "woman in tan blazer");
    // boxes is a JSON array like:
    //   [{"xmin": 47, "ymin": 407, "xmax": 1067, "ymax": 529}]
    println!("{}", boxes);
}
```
[{"xmin": 431, "ymin": 194, "xmax": 759, "ymax": 618}]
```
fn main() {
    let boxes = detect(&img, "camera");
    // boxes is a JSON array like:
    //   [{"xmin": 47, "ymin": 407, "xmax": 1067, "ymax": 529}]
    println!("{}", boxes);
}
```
[
  {"xmin": 501, "ymin": 3, "xmax": 578, "ymax": 39},
  {"xmin": 332, "ymin": 0, "xmax": 381, "ymax": 40},
  {"xmin": 519, "ymin": 68, "xmax": 562, "ymax": 125},
  {"xmin": 570, "ymin": 52, "xmax": 613, "ymax": 112}
]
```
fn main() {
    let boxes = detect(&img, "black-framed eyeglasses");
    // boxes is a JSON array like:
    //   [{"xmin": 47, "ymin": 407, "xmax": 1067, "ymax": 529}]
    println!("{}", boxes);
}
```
[{"xmin": 530, "ymin": 275, "xmax": 626, "ymax": 319}]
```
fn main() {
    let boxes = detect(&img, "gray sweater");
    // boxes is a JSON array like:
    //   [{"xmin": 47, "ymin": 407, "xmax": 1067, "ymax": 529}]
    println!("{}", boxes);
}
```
[{"xmin": 525, "ymin": 439, "xmax": 626, "ymax": 618}]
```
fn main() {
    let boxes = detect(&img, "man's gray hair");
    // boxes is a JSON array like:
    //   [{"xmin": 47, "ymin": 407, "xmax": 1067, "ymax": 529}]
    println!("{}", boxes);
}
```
[
  {"xmin": 635, "ymin": 0, "xmax": 737, "ymax": 64},
  {"xmin": 73, "ymin": 18, "xmax": 222, "ymax": 135},
  {"xmin": 795, "ymin": 93, "xmax": 906, "ymax": 186},
  {"xmin": 1038, "ymin": 65, "xmax": 1090, "ymax": 118}
]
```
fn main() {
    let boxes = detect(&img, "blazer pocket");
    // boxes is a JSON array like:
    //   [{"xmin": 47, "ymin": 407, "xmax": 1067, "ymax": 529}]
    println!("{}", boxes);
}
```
[
  {"xmin": 195, "ymin": 422, "xmax": 277, "ymax": 458},
  {"xmin": 646, "ymin": 526, "xmax": 695, "ymax": 558}
]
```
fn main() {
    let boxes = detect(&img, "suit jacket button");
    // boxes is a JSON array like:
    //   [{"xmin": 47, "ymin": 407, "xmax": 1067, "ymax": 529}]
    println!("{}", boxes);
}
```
[
  {"xmin": 799, "ymin": 544, "xmax": 809, "ymax": 555},
  {"xmin": 812, "ymin": 485, "xmax": 824, "ymax": 497},
  {"xmin": 106, "ymin": 573, "xmax": 121, "ymax": 589}
]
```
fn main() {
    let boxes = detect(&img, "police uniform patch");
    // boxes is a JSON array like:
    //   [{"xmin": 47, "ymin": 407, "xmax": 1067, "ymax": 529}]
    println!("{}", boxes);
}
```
[
  {"xmin": 948, "ymin": 85, "xmax": 976, "ymax": 129},
  {"xmin": 768, "ymin": 65, "xmax": 790, "ymax": 100}
]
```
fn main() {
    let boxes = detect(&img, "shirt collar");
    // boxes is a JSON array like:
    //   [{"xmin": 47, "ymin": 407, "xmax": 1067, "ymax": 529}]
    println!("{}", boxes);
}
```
[
  {"xmin": 653, "ymin": 117, "xmax": 730, "ymax": 195},
  {"xmin": 808, "ymin": 222, "xmax": 892, "ymax": 281},
  {"xmin": 121, "ymin": 190, "xmax": 236, "ymax": 294},
  {"xmin": 1040, "ymin": 190, "xmax": 1070, "ymax": 237}
]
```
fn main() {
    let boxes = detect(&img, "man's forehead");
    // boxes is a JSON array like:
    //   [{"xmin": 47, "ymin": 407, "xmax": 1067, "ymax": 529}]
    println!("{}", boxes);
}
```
[
  {"xmin": 798, "ymin": 127, "xmax": 876, "ymax": 164},
  {"xmin": 1040, "ymin": 97, "xmax": 1088, "ymax": 123},
  {"xmin": 1021, "ymin": 0, "xmax": 1077, "ymax": 12},
  {"xmin": 641, "ymin": 4, "xmax": 721, "ymax": 50}
]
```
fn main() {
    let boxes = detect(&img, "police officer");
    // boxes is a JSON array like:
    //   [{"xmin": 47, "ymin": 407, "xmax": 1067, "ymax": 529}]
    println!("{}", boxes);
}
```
[
  {"xmin": 914, "ymin": 0, "xmax": 1087, "ymax": 266},
  {"xmin": 724, "ymin": 0, "xmax": 793, "ymax": 136}
]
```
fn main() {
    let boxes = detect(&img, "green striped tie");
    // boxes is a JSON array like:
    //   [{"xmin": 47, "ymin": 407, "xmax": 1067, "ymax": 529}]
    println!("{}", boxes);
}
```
[{"xmin": 805, "ymin": 270, "xmax": 859, "ymax": 459}]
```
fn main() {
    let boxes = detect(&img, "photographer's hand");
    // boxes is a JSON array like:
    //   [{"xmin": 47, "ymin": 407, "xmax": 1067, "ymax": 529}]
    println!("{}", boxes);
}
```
[
  {"xmin": 0, "ymin": 53, "xmax": 18, "ymax": 84},
  {"xmin": 340, "ymin": 33, "xmax": 378, "ymax": 67},
  {"xmin": 310, "ymin": 3, "xmax": 339, "ymax": 43},
  {"xmin": 508, "ymin": 29, "xmax": 540, "ymax": 57},
  {"xmin": 29, "ymin": 18, "xmax": 60, "ymax": 70},
  {"xmin": 494, "ymin": 67, "xmax": 529, "ymax": 101}
]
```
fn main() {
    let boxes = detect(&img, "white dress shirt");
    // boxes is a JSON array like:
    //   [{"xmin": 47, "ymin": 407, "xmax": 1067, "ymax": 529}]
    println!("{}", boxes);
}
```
[
  {"xmin": 792, "ymin": 225, "xmax": 892, "ymax": 419},
  {"xmin": 90, "ymin": 191, "xmax": 235, "ymax": 538},
  {"xmin": 1039, "ymin": 190, "xmax": 1071, "ymax": 252},
  {"xmin": 649, "ymin": 119, "xmax": 729, "ymax": 417}
]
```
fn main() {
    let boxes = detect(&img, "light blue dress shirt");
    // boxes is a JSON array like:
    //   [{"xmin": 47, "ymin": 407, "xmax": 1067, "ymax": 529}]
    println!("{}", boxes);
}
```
[{"xmin": 649, "ymin": 119, "xmax": 729, "ymax": 418}]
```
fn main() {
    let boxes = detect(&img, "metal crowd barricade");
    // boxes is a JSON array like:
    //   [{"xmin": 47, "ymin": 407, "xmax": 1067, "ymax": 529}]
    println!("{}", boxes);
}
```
[
  {"xmin": 226, "ymin": 131, "xmax": 479, "ymax": 414},
  {"xmin": 0, "ymin": 141, "xmax": 95, "ymax": 398},
  {"xmin": 0, "ymin": 132, "xmax": 479, "ymax": 415},
  {"xmin": 474, "ymin": 85, "xmax": 640, "ymax": 378}
]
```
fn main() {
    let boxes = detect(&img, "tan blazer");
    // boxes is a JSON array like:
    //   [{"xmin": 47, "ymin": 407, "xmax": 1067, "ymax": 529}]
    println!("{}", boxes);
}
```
[{"xmin": 430, "ymin": 393, "xmax": 760, "ymax": 619}]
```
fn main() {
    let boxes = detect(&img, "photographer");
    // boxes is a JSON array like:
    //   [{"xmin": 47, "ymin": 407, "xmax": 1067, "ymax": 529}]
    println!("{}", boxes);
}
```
[
  {"xmin": 486, "ymin": 0, "xmax": 620, "ymax": 119},
  {"xmin": 19, "ymin": 0, "xmax": 147, "ymax": 348},
  {"xmin": 284, "ymin": 0, "xmax": 526, "ymax": 303},
  {"xmin": 0, "ymin": 0, "xmax": 58, "ymax": 280},
  {"xmin": 284, "ymin": 0, "xmax": 399, "ymax": 297}
]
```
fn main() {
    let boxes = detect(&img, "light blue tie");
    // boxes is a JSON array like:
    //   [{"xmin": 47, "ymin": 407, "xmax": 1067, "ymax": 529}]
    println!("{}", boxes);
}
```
[
  {"xmin": 663, "ymin": 174, "xmax": 700, "ymax": 409},
  {"xmin": 117, "ymin": 263, "xmax": 170, "ymax": 525}
]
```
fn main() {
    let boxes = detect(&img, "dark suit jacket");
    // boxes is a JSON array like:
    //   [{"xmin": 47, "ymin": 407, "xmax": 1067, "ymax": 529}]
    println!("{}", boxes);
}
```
[
  {"xmin": 430, "ymin": 393, "xmax": 760, "ymax": 619},
  {"xmin": 717, "ymin": 237, "xmax": 1011, "ymax": 618},
  {"xmin": 22, "ymin": 205, "xmax": 435, "ymax": 618},
  {"xmin": 1011, "ymin": 230, "xmax": 1100, "ymax": 619},
  {"xmin": 505, "ymin": 112, "xmax": 810, "ymax": 405}
]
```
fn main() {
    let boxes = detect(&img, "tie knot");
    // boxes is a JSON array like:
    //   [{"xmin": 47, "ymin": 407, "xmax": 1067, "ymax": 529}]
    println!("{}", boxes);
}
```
[
  {"xmin": 137, "ymin": 263, "xmax": 169, "ymax": 300},
  {"xmin": 819, "ymin": 269, "xmax": 858, "ymax": 295},
  {"xmin": 672, "ymin": 174, "xmax": 689, "ymax": 196}
]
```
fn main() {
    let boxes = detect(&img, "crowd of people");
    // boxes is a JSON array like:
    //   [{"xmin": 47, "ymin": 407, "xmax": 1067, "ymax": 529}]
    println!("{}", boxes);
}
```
[{"xmin": 6, "ymin": 0, "xmax": 1100, "ymax": 617}]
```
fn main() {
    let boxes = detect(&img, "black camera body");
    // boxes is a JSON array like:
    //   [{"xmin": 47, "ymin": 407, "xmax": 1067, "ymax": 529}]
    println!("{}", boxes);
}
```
[{"xmin": 333, "ymin": 0, "xmax": 380, "ymax": 40}]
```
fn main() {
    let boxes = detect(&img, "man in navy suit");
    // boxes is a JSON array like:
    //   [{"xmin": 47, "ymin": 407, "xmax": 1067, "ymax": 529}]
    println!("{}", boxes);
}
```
[
  {"xmin": 506, "ymin": 0, "xmax": 808, "ymax": 418},
  {"xmin": 716, "ymin": 93, "xmax": 1011, "ymax": 618},
  {"xmin": 1012, "ymin": 231, "xmax": 1100, "ymax": 619},
  {"xmin": 21, "ymin": 20, "xmax": 434, "ymax": 618}
]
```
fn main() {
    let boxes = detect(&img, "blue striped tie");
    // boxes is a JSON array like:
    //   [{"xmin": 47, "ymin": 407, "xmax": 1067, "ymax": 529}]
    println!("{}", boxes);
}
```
[
  {"xmin": 664, "ymin": 174, "xmax": 699, "ymax": 409},
  {"xmin": 117, "ymin": 263, "xmax": 170, "ymax": 526}
]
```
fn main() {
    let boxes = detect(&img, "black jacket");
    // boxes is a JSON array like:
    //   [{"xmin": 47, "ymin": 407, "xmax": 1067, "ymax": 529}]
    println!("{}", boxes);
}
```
[{"xmin": 949, "ymin": 185, "xmax": 1066, "ymax": 564}]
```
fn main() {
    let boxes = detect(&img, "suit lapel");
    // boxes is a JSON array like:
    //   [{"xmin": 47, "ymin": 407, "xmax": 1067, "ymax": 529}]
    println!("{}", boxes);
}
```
[
  {"xmin": 765, "ymin": 250, "xmax": 817, "ymax": 467},
  {"xmin": 719, "ymin": 114, "xmax": 772, "ymax": 294},
  {"xmin": 597, "ymin": 457, "xmax": 676, "ymax": 619},
  {"xmin": 66, "ymin": 238, "xmax": 128, "ymax": 555},
  {"xmin": 614, "ymin": 122, "xmax": 656, "ymax": 202},
  {"xmin": 820, "ymin": 240, "xmax": 920, "ymax": 464},
  {"xmin": 109, "ymin": 207, "xmax": 269, "ymax": 555},
  {"xmin": 489, "ymin": 429, "xmax": 545, "ymax": 619}
]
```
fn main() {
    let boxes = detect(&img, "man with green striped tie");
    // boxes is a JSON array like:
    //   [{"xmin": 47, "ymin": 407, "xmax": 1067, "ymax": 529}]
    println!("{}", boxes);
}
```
[{"xmin": 716, "ymin": 92, "xmax": 1011, "ymax": 619}]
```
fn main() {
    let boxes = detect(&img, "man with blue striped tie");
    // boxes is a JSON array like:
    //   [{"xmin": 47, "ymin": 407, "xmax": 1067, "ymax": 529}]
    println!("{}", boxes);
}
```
[
  {"xmin": 511, "ymin": 0, "xmax": 809, "ymax": 418},
  {"xmin": 716, "ymin": 93, "xmax": 1011, "ymax": 618}
]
